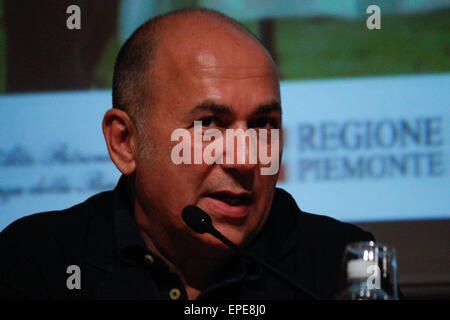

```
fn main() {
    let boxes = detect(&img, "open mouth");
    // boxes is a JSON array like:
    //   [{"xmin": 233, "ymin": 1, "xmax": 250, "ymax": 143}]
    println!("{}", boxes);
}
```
[{"xmin": 207, "ymin": 192, "xmax": 253, "ymax": 207}]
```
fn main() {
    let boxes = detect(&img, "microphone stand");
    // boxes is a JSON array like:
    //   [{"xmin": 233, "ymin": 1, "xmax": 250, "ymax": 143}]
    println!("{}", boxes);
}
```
[{"xmin": 207, "ymin": 228, "xmax": 320, "ymax": 300}]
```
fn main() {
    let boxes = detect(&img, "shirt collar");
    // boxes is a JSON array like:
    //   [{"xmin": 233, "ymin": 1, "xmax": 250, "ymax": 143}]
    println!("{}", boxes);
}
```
[
  {"xmin": 112, "ymin": 176, "xmax": 261, "ymax": 293},
  {"xmin": 113, "ymin": 175, "xmax": 147, "ymax": 261},
  {"xmin": 246, "ymin": 188, "xmax": 299, "ymax": 266},
  {"xmin": 111, "ymin": 176, "xmax": 296, "ymax": 278}
]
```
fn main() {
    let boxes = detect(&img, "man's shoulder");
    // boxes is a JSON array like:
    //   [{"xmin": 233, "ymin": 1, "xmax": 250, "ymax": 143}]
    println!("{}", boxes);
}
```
[
  {"xmin": 272, "ymin": 188, "xmax": 374, "ymax": 299},
  {"xmin": 0, "ymin": 190, "xmax": 116, "ymax": 298},
  {"xmin": 273, "ymin": 187, "xmax": 374, "ymax": 243},
  {"xmin": 0, "ymin": 190, "xmax": 115, "ymax": 248},
  {"xmin": 298, "ymin": 210, "xmax": 375, "ymax": 246}
]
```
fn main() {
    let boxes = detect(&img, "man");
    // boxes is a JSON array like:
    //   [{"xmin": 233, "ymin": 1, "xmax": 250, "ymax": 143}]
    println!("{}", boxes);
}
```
[{"xmin": 0, "ymin": 8, "xmax": 373, "ymax": 300}]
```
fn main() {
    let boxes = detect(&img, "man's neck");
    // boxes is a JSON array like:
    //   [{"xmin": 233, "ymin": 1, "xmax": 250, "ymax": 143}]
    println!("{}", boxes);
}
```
[
  {"xmin": 138, "ymin": 228, "xmax": 229, "ymax": 299},
  {"xmin": 129, "ymin": 185, "xmax": 232, "ymax": 299}
]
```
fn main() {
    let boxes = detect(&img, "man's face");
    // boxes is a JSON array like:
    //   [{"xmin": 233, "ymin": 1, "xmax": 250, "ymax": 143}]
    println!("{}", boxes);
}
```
[{"xmin": 133, "ymin": 29, "xmax": 282, "ymax": 259}]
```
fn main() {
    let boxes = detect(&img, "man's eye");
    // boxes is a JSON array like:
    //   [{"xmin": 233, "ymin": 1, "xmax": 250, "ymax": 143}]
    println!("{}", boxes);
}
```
[
  {"xmin": 251, "ymin": 117, "xmax": 278, "ymax": 129},
  {"xmin": 199, "ymin": 116, "xmax": 217, "ymax": 127}
]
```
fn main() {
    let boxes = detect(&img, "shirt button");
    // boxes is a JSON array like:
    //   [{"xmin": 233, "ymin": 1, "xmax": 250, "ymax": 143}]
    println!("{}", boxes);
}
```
[
  {"xmin": 169, "ymin": 288, "xmax": 181, "ymax": 300},
  {"xmin": 144, "ymin": 254, "xmax": 155, "ymax": 265}
]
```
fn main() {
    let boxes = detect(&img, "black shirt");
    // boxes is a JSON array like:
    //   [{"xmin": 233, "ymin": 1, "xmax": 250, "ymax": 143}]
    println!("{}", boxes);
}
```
[{"xmin": 0, "ymin": 177, "xmax": 373, "ymax": 299}]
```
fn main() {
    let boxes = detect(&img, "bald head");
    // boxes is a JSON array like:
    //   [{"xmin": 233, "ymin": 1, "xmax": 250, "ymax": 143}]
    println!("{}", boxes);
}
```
[
  {"xmin": 112, "ymin": 8, "xmax": 277, "ymax": 132},
  {"xmin": 105, "ymin": 8, "xmax": 282, "ymax": 256}
]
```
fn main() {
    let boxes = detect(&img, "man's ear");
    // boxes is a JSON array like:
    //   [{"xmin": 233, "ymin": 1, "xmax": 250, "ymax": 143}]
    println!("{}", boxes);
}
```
[{"xmin": 102, "ymin": 108, "xmax": 137, "ymax": 175}]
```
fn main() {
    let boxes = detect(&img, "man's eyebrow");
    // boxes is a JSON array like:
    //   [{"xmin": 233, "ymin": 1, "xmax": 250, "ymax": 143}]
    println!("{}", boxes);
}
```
[
  {"xmin": 189, "ymin": 101, "xmax": 233, "ymax": 117},
  {"xmin": 188, "ymin": 100, "xmax": 282, "ymax": 118},
  {"xmin": 253, "ymin": 101, "xmax": 282, "ymax": 116}
]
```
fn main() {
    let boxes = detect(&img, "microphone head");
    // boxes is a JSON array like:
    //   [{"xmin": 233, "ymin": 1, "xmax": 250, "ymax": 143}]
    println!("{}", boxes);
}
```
[{"xmin": 182, "ymin": 205, "xmax": 213, "ymax": 234}]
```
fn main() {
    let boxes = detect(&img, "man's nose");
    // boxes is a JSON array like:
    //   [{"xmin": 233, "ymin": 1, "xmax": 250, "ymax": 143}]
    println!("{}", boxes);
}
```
[{"xmin": 220, "ymin": 123, "xmax": 259, "ymax": 173}]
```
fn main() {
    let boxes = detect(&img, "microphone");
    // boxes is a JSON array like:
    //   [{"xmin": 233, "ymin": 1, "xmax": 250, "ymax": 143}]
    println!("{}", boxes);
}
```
[{"xmin": 182, "ymin": 205, "xmax": 319, "ymax": 300}]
